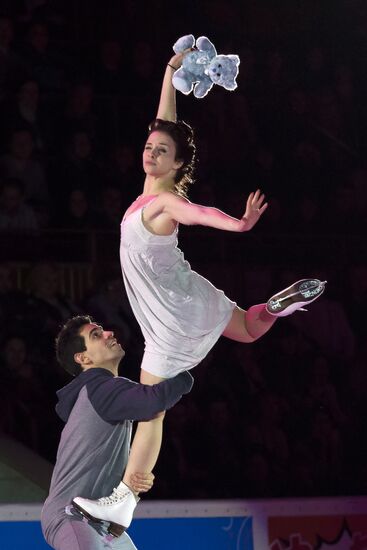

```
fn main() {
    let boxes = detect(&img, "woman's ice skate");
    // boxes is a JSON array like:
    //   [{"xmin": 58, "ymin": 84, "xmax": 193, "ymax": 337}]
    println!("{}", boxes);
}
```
[
  {"xmin": 72, "ymin": 483, "xmax": 138, "ymax": 538},
  {"xmin": 266, "ymin": 279, "xmax": 327, "ymax": 317}
]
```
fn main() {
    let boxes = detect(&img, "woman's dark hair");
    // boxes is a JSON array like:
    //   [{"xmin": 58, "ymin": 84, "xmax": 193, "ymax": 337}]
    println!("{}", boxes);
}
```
[
  {"xmin": 148, "ymin": 118, "xmax": 196, "ymax": 197},
  {"xmin": 55, "ymin": 315, "xmax": 94, "ymax": 377}
]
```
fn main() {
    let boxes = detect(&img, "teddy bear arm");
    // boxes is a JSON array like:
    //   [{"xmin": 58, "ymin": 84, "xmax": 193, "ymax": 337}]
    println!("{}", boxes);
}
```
[
  {"xmin": 172, "ymin": 67, "xmax": 195, "ymax": 95},
  {"xmin": 194, "ymin": 76, "xmax": 213, "ymax": 98}
]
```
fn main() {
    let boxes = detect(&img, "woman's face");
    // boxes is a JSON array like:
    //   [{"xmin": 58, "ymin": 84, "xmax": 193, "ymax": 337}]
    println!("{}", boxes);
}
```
[{"xmin": 143, "ymin": 131, "xmax": 183, "ymax": 178}]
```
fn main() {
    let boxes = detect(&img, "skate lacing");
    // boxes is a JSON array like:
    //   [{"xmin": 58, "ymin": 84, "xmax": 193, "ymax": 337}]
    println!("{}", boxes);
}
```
[{"xmin": 97, "ymin": 488, "xmax": 130, "ymax": 506}]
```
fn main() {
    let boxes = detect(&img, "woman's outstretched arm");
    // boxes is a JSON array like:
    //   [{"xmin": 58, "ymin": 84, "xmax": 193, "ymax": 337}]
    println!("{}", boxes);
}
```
[
  {"xmin": 156, "ymin": 52, "xmax": 187, "ymax": 122},
  {"xmin": 145, "ymin": 190, "xmax": 268, "ymax": 232}
]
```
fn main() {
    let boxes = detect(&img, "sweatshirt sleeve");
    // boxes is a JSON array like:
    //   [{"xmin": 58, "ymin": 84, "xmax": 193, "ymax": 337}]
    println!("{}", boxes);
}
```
[{"xmin": 86, "ymin": 371, "xmax": 194, "ymax": 423}]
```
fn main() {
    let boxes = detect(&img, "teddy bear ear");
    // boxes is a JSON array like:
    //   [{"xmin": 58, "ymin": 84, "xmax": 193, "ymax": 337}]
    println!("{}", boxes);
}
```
[{"xmin": 228, "ymin": 55, "xmax": 240, "ymax": 67}]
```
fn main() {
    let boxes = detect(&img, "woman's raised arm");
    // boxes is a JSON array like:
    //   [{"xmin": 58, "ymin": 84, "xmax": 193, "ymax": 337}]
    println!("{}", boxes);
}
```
[{"xmin": 156, "ymin": 52, "xmax": 187, "ymax": 122}]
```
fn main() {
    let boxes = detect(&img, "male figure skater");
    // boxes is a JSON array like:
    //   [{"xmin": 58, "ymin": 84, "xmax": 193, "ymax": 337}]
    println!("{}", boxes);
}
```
[{"xmin": 41, "ymin": 315, "xmax": 193, "ymax": 550}]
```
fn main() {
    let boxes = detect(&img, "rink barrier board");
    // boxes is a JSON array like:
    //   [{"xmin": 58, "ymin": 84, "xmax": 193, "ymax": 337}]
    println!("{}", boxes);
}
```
[{"xmin": 0, "ymin": 497, "xmax": 367, "ymax": 549}]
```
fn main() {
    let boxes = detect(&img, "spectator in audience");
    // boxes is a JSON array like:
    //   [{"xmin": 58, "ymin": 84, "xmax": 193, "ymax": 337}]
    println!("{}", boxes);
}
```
[
  {"xmin": 280, "ymin": 87, "xmax": 314, "ymax": 154},
  {"xmin": 0, "ymin": 127, "xmax": 49, "ymax": 213},
  {"xmin": 85, "ymin": 274, "xmax": 138, "ymax": 350},
  {"xmin": 230, "ymin": 343, "xmax": 266, "ymax": 405},
  {"xmin": 288, "ymin": 139, "xmax": 328, "ymax": 200},
  {"xmin": 0, "ymin": 263, "xmax": 30, "ymax": 336},
  {"xmin": 128, "ymin": 40, "xmax": 155, "ymax": 132},
  {"xmin": 0, "ymin": 261, "xmax": 44, "ymax": 355},
  {"xmin": 294, "ymin": 353, "xmax": 347, "ymax": 487},
  {"xmin": 95, "ymin": 184, "xmax": 124, "ymax": 229},
  {"xmin": 0, "ymin": 15, "xmax": 26, "ymax": 102},
  {"xmin": 1, "ymin": 334, "xmax": 47, "ymax": 452},
  {"xmin": 288, "ymin": 441, "xmax": 318, "ymax": 496},
  {"xmin": 308, "ymin": 407, "xmax": 343, "ymax": 493},
  {"xmin": 19, "ymin": 19, "xmax": 68, "ymax": 92},
  {"xmin": 93, "ymin": 38, "xmax": 125, "ymax": 95},
  {"xmin": 257, "ymin": 391, "xmax": 289, "ymax": 463},
  {"xmin": 288, "ymin": 193, "xmax": 322, "ymax": 233},
  {"xmin": 348, "ymin": 167, "xmax": 367, "ymax": 230},
  {"xmin": 0, "ymin": 177, "xmax": 39, "ymax": 233},
  {"xmin": 240, "ymin": 142, "xmax": 284, "ymax": 208},
  {"xmin": 155, "ymin": 401, "xmax": 206, "ymax": 498},
  {"xmin": 307, "ymin": 356, "xmax": 346, "ymax": 426},
  {"xmin": 52, "ymin": 188, "xmax": 94, "ymax": 230},
  {"xmin": 57, "ymin": 80, "xmax": 100, "ymax": 148},
  {"xmin": 17, "ymin": 0, "xmax": 68, "ymax": 34},
  {"xmin": 26, "ymin": 262, "xmax": 81, "ymax": 351},
  {"xmin": 241, "ymin": 450, "xmax": 272, "ymax": 497},
  {"xmin": 204, "ymin": 399, "xmax": 241, "ymax": 496},
  {"xmin": 329, "ymin": 184, "xmax": 356, "ymax": 232},
  {"xmin": 50, "ymin": 129, "xmax": 101, "ymax": 210},
  {"xmin": 302, "ymin": 45, "xmax": 332, "ymax": 92},
  {"xmin": 102, "ymin": 142, "xmax": 140, "ymax": 208},
  {"xmin": 344, "ymin": 264, "xmax": 367, "ymax": 339},
  {"xmin": 2, "ymin": 78, "xmax": 51, "ymax": 154},
  {"xmin": 334, "ymin": 63, "xmax": 359, "ymax": 143}
]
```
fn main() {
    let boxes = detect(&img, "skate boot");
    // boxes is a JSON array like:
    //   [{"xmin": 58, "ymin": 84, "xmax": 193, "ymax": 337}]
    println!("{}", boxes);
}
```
[
  {"xmin": 72, "ymin": 483, "xmax": 138, "ymax": 538},
  {"xmin": 266, "ymin": 279, "xmax": 326, "ymax": 317}
]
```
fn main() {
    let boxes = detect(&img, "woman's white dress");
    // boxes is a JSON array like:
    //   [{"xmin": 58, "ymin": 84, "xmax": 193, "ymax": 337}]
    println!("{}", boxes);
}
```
[{"xmin": 120, "ymin": 201, "xmax": 236, "ymax": 378}]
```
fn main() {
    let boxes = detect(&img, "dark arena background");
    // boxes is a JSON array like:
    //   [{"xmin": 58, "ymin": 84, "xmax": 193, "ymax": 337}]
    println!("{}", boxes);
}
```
[{"xmin": 0, "ymin": 1, "xmax": 366, "ymax": 548}]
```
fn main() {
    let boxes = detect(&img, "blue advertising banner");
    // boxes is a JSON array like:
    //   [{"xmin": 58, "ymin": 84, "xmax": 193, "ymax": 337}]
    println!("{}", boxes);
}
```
[
  {"xmin": 129, "ymin": 516, "xmax": 253, "ymax": 550},
  {"xmin": 0, "ymin": 516, "xmax": 253, "ymax": 550},
  {"xmin": 0, "ymin": 521, "xmax": 50, "ymax": 550}
]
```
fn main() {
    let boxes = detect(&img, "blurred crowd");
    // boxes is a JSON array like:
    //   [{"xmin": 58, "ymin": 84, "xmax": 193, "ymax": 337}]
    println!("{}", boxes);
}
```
[{"xmin": 0, "ymin": 0, "xmax": 366, "ymax": 499}]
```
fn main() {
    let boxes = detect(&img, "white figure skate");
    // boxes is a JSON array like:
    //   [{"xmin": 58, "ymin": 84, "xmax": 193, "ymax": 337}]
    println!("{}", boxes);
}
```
[
  {"xmin": 72, "ymin": 483, "xmax": 138, "ymax": 538},
  {"xmin": 266, "ymin": 279, "xmax": 327, "ymax": 317}
]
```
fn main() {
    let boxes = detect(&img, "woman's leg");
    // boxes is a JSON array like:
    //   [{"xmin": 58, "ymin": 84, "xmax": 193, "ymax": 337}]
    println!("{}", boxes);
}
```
[
  {"xmin": 123, "ymin": 370, "xmax": 165, "ymax": 487},
  {"xmin": 125, "ymin": 304, "xmax": 275, "ymax": 480},
  {"xmin": 71, "ymin": 369, "xmax": 167, "ymax": 533},
  {"xmin": 222, "ymin": 304, "xmax": 277, "ymax": 343}
]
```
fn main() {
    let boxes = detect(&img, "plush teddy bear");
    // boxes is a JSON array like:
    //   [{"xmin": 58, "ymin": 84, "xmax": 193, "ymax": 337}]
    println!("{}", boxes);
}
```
[{"xmin": 172, "ymin": 34, "xmax": 240, "ymax": 98}]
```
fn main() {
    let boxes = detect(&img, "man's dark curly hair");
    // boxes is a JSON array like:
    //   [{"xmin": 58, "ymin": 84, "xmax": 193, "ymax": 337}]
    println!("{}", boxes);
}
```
[
  {"xmin": 148, "ymin": 118, "xmax": 196, "ymax": 198},
  {"xmin": 55, "ymin": 315, "xmax": 94, "ymax": 377}
]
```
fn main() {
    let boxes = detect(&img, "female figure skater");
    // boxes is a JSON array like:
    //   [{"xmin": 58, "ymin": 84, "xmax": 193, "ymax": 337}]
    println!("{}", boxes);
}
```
[{"xmin": 73, "ymin": 49, "xmax": 325, "ymax": 534}]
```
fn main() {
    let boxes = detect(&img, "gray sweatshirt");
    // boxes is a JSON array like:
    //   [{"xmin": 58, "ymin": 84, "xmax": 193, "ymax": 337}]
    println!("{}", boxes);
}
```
[{"xmin": 41, "ymin": 367, "xmax": 193, "ymax": 546}]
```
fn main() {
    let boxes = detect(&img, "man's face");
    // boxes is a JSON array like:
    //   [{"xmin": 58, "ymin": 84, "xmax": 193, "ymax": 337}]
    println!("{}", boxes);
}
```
[{"xmin": 78, "ymin": 323, "xmax": 125, "ymax": 369}]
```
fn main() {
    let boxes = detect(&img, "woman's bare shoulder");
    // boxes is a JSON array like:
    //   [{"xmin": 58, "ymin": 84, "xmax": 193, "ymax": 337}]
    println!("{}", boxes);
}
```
[{"xmin": 158, "ymin": 191, "xmax": 190, "ymax": 206}]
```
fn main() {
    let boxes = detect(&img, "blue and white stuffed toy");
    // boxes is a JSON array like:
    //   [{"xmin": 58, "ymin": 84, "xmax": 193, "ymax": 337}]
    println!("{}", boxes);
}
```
[{"xmin": 172, "ymin": 34, "xmax": 240, "ymax": 99}]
